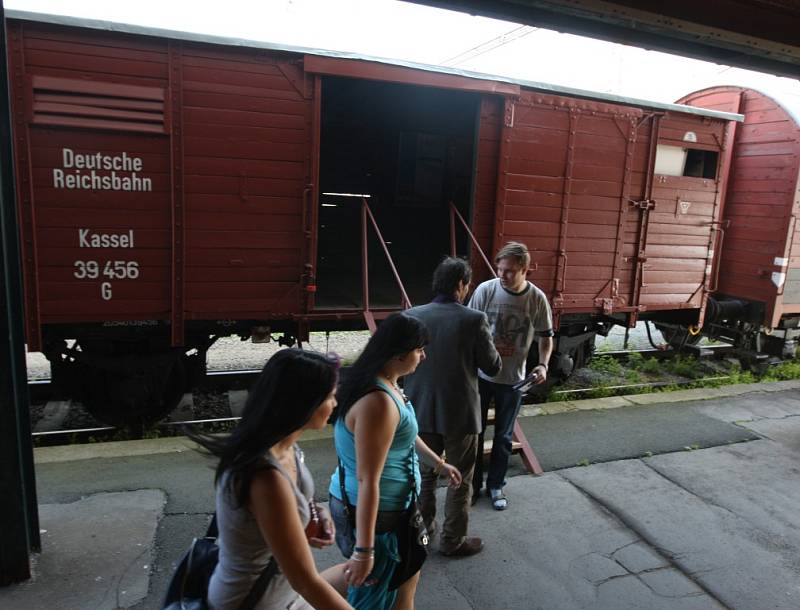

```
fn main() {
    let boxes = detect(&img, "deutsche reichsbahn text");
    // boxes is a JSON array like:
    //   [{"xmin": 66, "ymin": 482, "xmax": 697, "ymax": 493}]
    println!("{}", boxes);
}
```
[{"xmin": 53, "ymin": 148, "xmax": 152, "ymax": 192}]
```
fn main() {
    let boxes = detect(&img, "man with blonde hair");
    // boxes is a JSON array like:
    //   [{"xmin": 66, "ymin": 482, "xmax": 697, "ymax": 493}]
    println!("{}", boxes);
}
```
[{"xmin": 468, "ymin": 241, "xmax": 553, "ymax": 510}]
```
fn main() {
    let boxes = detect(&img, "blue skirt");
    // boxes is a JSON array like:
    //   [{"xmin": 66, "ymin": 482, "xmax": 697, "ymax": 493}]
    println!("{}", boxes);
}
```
[{"xmin": 329, "ymin": 496, "xmax": 402, "ymax": 610}]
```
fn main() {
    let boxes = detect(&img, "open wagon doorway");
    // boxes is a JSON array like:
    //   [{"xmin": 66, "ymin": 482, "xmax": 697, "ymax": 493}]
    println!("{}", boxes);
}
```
[{"xmin": 314, "ymin": 76, "xmax": 480, "ymax": 311}]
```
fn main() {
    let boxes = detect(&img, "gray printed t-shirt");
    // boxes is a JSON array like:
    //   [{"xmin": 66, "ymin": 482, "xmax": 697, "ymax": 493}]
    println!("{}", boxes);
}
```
[{"xmin": 468, "ymin": 278, "xmax": 553, "ymax": 385}]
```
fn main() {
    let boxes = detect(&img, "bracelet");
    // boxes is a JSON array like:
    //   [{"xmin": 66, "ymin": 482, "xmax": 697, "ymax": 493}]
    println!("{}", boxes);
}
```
[
  {"xmin": 433, "ymin": 457, "xmax": 445, "ymax": 474},
  {"xmin": 353, "ymin": 546, "xmax": 374, "ymax": 553},
  {"xmin": 350, "ymin": 552, "xmax": 374, "ymax": 562},
  {"xmin": 537, "ymin": 363, "xmax": 548, "ymax": 371}
]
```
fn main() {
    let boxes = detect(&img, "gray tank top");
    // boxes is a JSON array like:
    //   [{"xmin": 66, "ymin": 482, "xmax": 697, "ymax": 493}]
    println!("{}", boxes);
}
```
[{"xmin": 207, "ymin": 445, "xmax": 314, "ymax": 610}]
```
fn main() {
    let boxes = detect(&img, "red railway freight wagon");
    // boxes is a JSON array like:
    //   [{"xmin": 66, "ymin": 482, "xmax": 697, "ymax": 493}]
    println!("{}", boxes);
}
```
[
  {"xmin": 672, "ymin": 86, "xmax": 800, "ymax": 365},
  {"xmin": 6, "ymin": 11, "xmax": 742, "ymax": 425}
]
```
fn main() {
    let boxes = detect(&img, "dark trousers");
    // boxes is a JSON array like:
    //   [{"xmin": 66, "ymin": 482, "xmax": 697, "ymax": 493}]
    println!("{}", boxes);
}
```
[
  {"xmin": 418, "ymin": 431, "xmax": 478, "ymax": 553},
  {"xmin": 473, "ymin": 378, "xmax": 523, "ymax": 492}
]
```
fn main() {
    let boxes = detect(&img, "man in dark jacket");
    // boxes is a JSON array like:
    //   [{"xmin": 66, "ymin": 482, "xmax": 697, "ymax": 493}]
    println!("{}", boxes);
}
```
[{"xmin": 404, "ymin": 256, "xmax": 501, "ymax": 557}]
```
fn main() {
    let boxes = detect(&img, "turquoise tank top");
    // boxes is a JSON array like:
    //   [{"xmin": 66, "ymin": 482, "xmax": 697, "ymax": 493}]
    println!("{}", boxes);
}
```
[{"xmin": 329, "ymin": 379, "xmax": 421, "ymax": 511}]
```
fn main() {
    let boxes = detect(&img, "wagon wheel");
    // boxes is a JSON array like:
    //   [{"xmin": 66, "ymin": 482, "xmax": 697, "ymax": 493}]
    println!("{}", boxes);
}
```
[{"xmin": 77, "ymin": 354, "xmax": 186, "ymax": 428}]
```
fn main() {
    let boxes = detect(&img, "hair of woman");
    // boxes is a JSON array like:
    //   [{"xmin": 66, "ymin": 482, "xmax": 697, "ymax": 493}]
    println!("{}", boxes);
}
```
[
  {"xmin": 191, "ymin": 348, "xmax": 339, "ymax": 507},
  {"xmin": 334, "ymin": 312, "xmax": 428, "ymax": 420}
]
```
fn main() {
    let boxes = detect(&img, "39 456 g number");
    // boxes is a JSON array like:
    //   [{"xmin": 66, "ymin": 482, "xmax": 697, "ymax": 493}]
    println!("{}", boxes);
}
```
[
  {"xmin": 73, "ymin": 260, "xmax": 139, "ymax": 280},
  {"xmin": 73, "ymin": 260, "xmax": 140, "ymax": 301}
]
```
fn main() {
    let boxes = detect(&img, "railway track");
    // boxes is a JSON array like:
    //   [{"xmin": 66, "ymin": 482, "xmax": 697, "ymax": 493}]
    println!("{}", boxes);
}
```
[
  {"xmin": 27, "ymin": 369, "xmax": 261, "ymax": 403},
  {"xmin": 547, "ymin": 375, "xmax": 732, "ymax": 401},
  {"xmin": 29, "ymin": 344, "xmax": 738, "ymax": 445},
  {"xmin": 29, "ymin": 369, "xmax": 259, "ymax": 445}
]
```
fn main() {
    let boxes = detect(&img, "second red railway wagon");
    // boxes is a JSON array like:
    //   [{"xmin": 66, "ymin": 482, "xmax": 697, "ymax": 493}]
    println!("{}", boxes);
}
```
[
  {"xmin": 6, "ymin": 11, "xmax": 742, "ymax": 424},
  {"xmin": 671, "ymin": 86, "xmax": 800, "ymax": 362}
]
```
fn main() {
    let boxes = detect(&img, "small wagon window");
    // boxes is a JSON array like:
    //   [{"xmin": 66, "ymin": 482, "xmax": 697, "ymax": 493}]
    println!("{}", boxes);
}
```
[{"xmin": 654, "ymin": 145, "xmax": 718, "ymax": 180}]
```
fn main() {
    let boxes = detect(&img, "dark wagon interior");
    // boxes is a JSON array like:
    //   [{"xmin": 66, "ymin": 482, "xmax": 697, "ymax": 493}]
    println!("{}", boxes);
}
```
[{"xmin": 315, "ymin": 76, "xmax": 481, "ymax": 309}]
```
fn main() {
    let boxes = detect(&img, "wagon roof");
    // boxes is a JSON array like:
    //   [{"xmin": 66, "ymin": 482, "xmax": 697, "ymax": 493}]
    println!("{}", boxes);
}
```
[
  {"xmin": 683, "ymin": 85, "xmax": 800, "ymax": 127},
  {"xmin": 7, "ymin": 9, "xmax": 744, "ymax": 123}
]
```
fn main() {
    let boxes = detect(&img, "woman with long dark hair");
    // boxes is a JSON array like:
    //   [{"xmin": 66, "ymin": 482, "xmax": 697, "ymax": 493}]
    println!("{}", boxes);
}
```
[
  {"xmin": 328, "ymin": 313, "xmax": 462, "ymax": 610},
  {"xmin": 194, "ymin": 349, "xmax": 352, "ymax": 610}
]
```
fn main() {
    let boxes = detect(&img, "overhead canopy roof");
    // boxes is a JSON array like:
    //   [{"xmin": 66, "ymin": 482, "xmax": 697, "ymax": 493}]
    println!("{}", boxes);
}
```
[{"xmin": 412, "ymin": 0, "xmax": 800, "ymax": 79}]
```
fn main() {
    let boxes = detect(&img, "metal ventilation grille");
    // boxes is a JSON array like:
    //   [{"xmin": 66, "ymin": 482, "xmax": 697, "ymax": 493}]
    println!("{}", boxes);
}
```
[{"xmin": 30, "ymin": 75, "xmax": 167, "ymax": 134}]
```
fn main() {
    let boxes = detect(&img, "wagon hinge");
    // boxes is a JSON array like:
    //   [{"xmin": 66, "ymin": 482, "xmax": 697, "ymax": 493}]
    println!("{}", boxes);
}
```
[
  {"xmin": 636, "ymin": 112, "xmax": 663, "ymax": 129},
  {"xmin": 503, "ymin": 99, "xmax": 515, "ymax": 127},
  {"xmin": 594, "ymin": 297, "xmax": 615, "ymax": 315},
  {"xmin": 593, "ymin": 277, "xmax": 619, "ymax": 299},
  {"xmin": 628, "ymin": 198, "xmax": 656, "ymax": 210},
  {"xmin": 277, "ymin": 60, "xmax": 306, "ymax": 98}
]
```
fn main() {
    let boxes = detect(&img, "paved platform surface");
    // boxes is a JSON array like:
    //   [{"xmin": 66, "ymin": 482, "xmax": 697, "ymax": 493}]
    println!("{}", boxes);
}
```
[{"xmin": 2, "ymin": 381, "xmax": 800, "ymax": 609}]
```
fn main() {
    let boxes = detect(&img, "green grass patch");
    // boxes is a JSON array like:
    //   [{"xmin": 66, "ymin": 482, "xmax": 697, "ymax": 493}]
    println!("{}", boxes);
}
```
[
  {"xmin": 625, "ymin": 369, "xmax": 644, "ymax": 383},
  {"xmin": 626, "ymin": 351, "xmax": 645, "ymax": 369},
  {"xmin": 640, "ymin": 357, "xmax": 662, "ymax": 374},
  {"xmin": 588, "ymin": 354, "xmax": 623, "ymax": 376},
  {"xmin": 584, "ymin": 383, "xmax": 616, "ymax": 399},
  {"xmin": 626, "ymin": 352, "xmax": 661, "ymax": 374},
  {"xmin": 663, "ymin": 355, "xmax": 700, "ymax": 378},
  {"xmin": 761, "ymin": 359, "xmax": 800, "ymax": 381},
  {"xmin": 545, "ymin": 388, "xmax": 572, "ymax": 402}
]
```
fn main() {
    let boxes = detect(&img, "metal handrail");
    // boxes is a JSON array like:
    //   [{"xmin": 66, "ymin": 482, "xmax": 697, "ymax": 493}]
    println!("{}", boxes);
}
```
[
  {"xmin": 448, "ymin": 201, "xmax": 497, "ymax": 278},
  {"xmin": 361, "ymin": 197, "xmax": 412, "ymax": 311}
]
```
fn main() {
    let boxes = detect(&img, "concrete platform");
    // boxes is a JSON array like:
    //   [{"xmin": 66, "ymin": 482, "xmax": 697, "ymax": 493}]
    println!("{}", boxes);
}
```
[
  {"xmin": 2, "ymin": 381, "xmax": 800, "ymax": 609},
  {"xmin": 2, "ymin": 490, "xmax": 165, "ymax": 610}
]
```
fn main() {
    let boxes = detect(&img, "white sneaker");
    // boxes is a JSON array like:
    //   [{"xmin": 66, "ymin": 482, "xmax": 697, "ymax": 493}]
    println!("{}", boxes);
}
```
[{"xmin": 489, "ymin": 488, "xmax": 507, "ymax": 511}]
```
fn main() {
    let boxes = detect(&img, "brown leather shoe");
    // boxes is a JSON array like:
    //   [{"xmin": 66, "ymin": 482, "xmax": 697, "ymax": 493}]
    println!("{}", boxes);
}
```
[{"xmin": 440, "ymin": 537, "xmax": 484, "ymax": 557}]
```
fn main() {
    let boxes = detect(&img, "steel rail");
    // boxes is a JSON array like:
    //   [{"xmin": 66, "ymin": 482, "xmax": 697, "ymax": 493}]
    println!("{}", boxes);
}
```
[
  {"xmin": 28, "ymin": 344, "xmax": 735, "ymax": 396},
  {"xmin": 543, "ymin": 375, "xmax": 732, "ymax": 401}
]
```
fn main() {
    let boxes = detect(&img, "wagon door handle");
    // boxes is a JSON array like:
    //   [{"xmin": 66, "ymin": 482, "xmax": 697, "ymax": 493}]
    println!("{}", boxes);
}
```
[
  {"xmin": 707, "ymin": 220, "xmax": 729, "ymax": 293},
  {"xmin": 776, "ymin": 215, "xmax": 796, "ymax": 296},
  {"xmin": 303, "ymin": 184, "xmax": 314, "ymax": 237},
  {"xmin": 628, "ymin": 198, "xmax": 656, "ymax": 210}
]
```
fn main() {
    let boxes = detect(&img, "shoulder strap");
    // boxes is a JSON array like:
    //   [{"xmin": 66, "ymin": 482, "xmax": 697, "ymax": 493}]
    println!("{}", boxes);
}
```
[
  {"xmin": 205, "ymin": 513, "xmax": 218, "ymax": 538},
  {"xmin": 406, "ymin": 446, "xmax": 418, "ymax": 501},
  {"xmin": 237, "ymin": 557, "xmax": 279, "ymax": 610},
  {"xmin": 374, "ymin": 380, "xmax": 405, "ymax": 413},
  {"xmin": 337, "ymin": 457, "xmax": 355, "ymax": 526}
]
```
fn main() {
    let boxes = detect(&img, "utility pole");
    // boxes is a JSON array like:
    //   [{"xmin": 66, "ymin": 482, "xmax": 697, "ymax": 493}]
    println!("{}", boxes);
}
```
[{"xmin": 0, "ymin": 0, "xmax": 40, "ymax": 586}]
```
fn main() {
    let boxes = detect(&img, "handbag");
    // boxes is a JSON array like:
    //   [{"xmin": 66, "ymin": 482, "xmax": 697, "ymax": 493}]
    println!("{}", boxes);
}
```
[
  {"xmin": 387, "ymin": 448, "xmax": 428, "ymax": 591},
  {"xmin": 163, "ymin": 514, "xmax": 278, "ymax": 610},
  {"xmin": 337, "ymin": 445, "xmax": 429, "ymax": 592}
]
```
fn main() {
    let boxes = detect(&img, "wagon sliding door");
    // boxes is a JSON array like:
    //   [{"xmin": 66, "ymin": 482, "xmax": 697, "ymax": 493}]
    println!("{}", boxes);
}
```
[
  {"xmin": 493, "ymin": 91, "xmax": 651, "ymax": 320},
  {"xmin": 643, "ymin": 114, "xmax": 727, "ymax": 319},
  {"xmin": 181, "ymin": 45, "xmax": 316, "ymax": 333}
]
